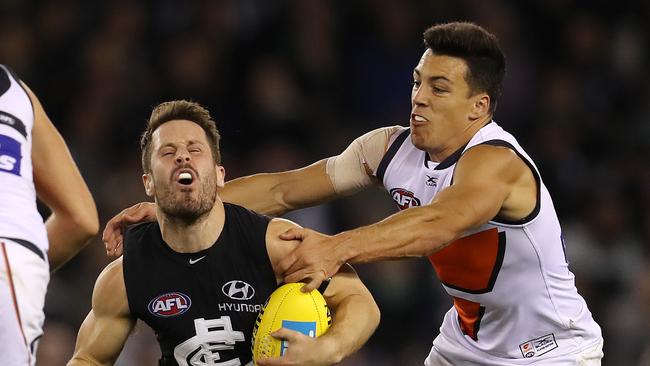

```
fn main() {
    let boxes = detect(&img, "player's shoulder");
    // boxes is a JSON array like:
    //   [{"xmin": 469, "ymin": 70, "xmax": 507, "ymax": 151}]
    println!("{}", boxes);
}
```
[
  {"xmin": 267, "ymin": 217, "xmax": 300, "ymax": 236},
  {"xmin": 124, "ymin": 221, "xmax": 159, "ymax": 243},
  {"xmin": 224, "ymin": 202, "xmax": 272, "ymax": 227},
  {"xmin": 456, "ymin": 143, "xmax": 529, "ymax": 186},
  {"xmin": 92, "ymin": 257, "xmax": 129, "ymax": 316},
  {"xmin": 356, "ymin": 124, "xmax": 407, "ymax": 144}
]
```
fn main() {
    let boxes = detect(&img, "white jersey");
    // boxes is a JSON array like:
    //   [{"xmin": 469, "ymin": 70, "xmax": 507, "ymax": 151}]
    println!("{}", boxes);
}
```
[
  {"xmin": 0, "ymin": 65, "xmax": 48, "ymax": 257},
  {"xmin": 377, "ymin": 121, "xmax": 602, "ymax": 363}
]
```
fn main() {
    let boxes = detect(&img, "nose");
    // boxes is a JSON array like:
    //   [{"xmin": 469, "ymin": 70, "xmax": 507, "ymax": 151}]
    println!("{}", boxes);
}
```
[
  {"xmin": 175, "ymin": 149, "xmax": 191, "ymax": 164},
  {"xmin": 412, "ymin": 84, "xmax": 429, "ymax": 107}
]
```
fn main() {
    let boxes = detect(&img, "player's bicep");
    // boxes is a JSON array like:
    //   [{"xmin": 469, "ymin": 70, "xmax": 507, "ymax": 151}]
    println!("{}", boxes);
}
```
[
  {"xmin": 70, "ymin": 309, "xmax": 135, "ymax": 366},
  {"xmin": 280, "ymin": 159, "xmax": 339, "ymax": 208},
  {"xmin": 70, "ymin": 259, "xmax": 135, "ymax": 365},
  {"xmin": 431, "ymin": 145, "xmax": 523, "ymax": 231},
  {"xmin": 326, "ymin": 125, "xmax": 404, "ymax": 195}
]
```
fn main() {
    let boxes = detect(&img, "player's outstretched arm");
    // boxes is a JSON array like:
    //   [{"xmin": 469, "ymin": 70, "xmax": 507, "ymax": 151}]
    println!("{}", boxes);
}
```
[
  {"xmin": 221, "ymin": 126, "xmax": 400, "ymax": 216},
  {"xmin": 103, "ymin": 126, "xmax": 399, "ymax": 257},
  {"xmin": 261, "ymin": 219, "xmax": 380, "ymax": 366},
  {"xmin": 220, "ymin": 159, "xmax": 337, "ymax": 216},
  {"xmin": 68, "ymin": 258, "xmax": 136, "ymax": 366},
  {"xmin": 25, "ymin": 82, "xmax": 99, "ymax": 271},
  {"xmin": 279, "ymin": 145, "xmax": 537, "ymax": 291}
]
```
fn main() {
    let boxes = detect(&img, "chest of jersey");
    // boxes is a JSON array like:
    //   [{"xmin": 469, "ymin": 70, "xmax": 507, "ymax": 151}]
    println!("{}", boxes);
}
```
[
  {"xmin": 123, "ymin": 207, "xmax": 276, "ymax": 366},
  {"xmin": 141, "ymin": 258, "xmax": 270, "ymax": 366},
  {"xmin": 384, "ymin": 151, "xmax": 453, "ymax": 210}
]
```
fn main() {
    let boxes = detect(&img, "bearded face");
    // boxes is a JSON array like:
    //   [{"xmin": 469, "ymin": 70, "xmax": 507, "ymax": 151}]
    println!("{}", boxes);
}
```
[
  {"xmin": 143, "ymin": 120, "xmax": 224, "ymax": 224},
  {"xmin": 153, "ymin": 163, "xmax": 218, "ymax": 223}
]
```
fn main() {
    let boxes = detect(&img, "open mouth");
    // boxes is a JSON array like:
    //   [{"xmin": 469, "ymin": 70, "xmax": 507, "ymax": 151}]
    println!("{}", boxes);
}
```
[
  {"xmin": 177, "ymin": 172, "xmax": 194, "ymax": 185},
  {"xmin": 411, "ymin": 113, "xmax": 429, "ymax": 123}
]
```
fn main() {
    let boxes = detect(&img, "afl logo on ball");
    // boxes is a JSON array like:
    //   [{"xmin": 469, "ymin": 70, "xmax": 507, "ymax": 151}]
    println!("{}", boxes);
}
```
[
  {"xmin": 222, "ymin": 280, "xmax": 255, "ymax": 300},
  {"xmin": 148, "ymin": 292, "xmax": 191, "ymax": 317},
  {"xmin": 390, "ymin": 188, "xmax": 421, "ymax": 210}
]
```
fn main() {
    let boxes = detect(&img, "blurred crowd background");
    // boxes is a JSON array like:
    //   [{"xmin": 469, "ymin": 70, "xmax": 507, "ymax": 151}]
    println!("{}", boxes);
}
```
[{"xmin": 1, "ymin": 0, "xmax": 649, "ymax": 365}]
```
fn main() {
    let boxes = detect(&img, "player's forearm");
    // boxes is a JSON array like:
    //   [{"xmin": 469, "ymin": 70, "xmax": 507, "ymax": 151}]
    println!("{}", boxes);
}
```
[
  {"xmin": 222, "ymin": 173, "xmax": 293, "ymax": 215},
  {"xmin": 46, "ymin": 212, "xmax": 98, "ymax": 271},
  {"xmin": 337, "ymin": 204, "xmax": 466, "ymax": 263},
  {"xmin": 319, "ymin": 293, "xmax": 380, "ymax": 363},
  {"xmin": 222, "ymin": 160, "xmax": 338, "ymax": 216}
]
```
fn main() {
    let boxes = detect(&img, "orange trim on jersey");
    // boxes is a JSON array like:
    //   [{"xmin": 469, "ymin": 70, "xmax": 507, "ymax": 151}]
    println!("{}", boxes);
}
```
[
  {"xmin": 428, "ymin": 228, "xmax": 505, "ymax": 341},
  {"xmin": 428, "ymin": 228, "xmax": 505, "ymax": 293},
  {"xmin": 1, "ymin": 242, "xmax": 33, "ymax": 364},
  {"xmin": 453, "ymin": 297, "xmax": 485, "ymax": 341}
]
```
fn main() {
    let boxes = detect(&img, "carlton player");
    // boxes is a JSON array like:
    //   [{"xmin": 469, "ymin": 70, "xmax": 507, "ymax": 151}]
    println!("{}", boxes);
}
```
[
  {"xmin": 68, "ymin": 100, "xmax": 379, "ymax": 366},
  {"xmin": 0, "ymin": 65, "xmax": 98, "ymax": 366},
  {"xmin": 105, "ymin": 23, "xmax": 604, "ymax": 365}
]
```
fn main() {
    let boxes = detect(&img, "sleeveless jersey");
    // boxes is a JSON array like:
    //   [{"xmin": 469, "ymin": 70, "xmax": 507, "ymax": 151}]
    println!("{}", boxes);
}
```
[
  {"xmin": 123, "ymin": 203, "xmax": 277, "ymax": 366},
  {"xmin": 0, "ymin": 65, "xmax": 48, "ymax": 257},
  {"xmin": 377, "ymin": 121, "xmax": 602, "ymax": 363}
]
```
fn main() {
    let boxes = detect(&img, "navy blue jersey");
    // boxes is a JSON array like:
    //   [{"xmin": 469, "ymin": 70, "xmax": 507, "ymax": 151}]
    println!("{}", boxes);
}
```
[{"xmin": 123, "ymin": 203, "xmax": 277, "ymax": 366}]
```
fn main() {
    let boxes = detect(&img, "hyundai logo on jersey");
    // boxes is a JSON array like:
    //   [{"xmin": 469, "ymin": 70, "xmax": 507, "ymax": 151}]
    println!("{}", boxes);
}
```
[
  {"xmin": 148, "ymin": 292, "xmax": 192, "ymax": 317},
  {"xmin": 389, "ymin": 188, "xmax": 421, "ymax": 210},
  {"xmin": 280, "ymin": 320, "xmax": 317, "ymax": 355},
  {"xmin": 222, "ymin": 280, "xmax": 255, "ymax": 300},
  {"xmin": 0, "ymin": 134, "xmax": 22, "ymax": 176}
]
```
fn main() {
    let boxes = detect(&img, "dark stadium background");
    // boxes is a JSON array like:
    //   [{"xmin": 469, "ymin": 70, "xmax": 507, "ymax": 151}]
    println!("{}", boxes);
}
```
[{"xmin": 1, "ymin": 0, "xmax": 648, "ymax": 365}]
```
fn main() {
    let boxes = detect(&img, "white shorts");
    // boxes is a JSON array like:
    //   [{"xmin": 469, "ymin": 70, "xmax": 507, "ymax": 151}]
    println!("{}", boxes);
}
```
[
  {"xmin": 424, "ymin": 334, "xmax": 603, "ymax": 366},
  {"xmin": 0, "ymin": 239, "xmax": 49, "ymax": 366}
]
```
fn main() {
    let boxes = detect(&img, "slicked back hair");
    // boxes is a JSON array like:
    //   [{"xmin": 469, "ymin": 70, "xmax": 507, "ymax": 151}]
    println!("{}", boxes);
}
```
[{"xmin": 423, "ymin": 22, "xmax": 506, "ymax": 114}]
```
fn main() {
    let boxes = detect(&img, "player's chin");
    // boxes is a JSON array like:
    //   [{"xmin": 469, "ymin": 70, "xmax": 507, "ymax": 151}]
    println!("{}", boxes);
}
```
[{"xmin": 410, "ymin": 134, "xmax": 428, "ymax": 150}]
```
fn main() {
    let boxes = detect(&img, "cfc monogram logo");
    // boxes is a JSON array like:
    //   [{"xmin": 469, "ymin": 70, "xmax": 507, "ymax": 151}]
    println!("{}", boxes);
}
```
[{"xmin": 174, "ymin": 317, "xmax": 245, "ymax": 366}]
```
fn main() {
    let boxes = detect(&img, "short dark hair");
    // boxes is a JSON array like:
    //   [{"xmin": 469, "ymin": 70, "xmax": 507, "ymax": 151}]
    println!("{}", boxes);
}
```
[
  {"xmin": 140, "ymin": 100, "xmax": 221, "ymax": 173},
  {"xmin": 423, "ymin": 22, "xmax": 506, "ymax": 114}
]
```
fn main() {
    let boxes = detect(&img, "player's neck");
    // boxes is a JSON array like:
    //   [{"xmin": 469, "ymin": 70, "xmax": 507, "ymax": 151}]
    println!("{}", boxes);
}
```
[
  {"xmin": 158, "ymin": 199, "xmax": 225, "ymax": 253},
  {"xmin": 427, "ymin": 115, "xmax": 492, "ymax": 163}
]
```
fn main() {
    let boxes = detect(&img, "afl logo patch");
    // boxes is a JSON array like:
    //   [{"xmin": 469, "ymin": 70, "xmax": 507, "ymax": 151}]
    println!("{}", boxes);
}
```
[
  {"xmin": 148, "ymin": 292, "xmax": 191, "ymax": 317},
  {"xmin": 222, "ymin": 280, "xmax": 255, "ymax": 300},
  {"xmin": 390, "ymin": 188, "xmax": 421, "ymax": 210}
]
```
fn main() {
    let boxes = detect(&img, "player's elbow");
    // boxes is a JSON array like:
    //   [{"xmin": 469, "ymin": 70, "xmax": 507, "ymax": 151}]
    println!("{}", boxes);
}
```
[
  {"xmin": 368, "ymin": 297, "xmax": 381, "ymax": 331},
  {"xmin": 78, "ymin": 212, "xmax": 100, "ymax": 240},
  {"xmin": 68, "ymin": 207, "xmax": 100, "ymax": 240},
  {"xmin": 271, "ymin": 190, "xmax": 295, "ymax": 216}
]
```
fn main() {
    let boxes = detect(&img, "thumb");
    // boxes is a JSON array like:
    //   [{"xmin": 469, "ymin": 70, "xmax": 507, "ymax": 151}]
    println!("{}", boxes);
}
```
[
  {"xmin": 270, "ymin": 327, "xmax": 301, "ymax": 341},
  {"xmin": 279, "ymin": 228, "xmax": 306, "ymax": 241}
]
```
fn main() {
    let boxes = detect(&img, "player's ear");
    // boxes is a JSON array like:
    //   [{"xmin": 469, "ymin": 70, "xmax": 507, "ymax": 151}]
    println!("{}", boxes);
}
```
[
  {"xmin": 469, "ymin": 93, "xmax": 490, "ymax": 120},
  {"xmin": 142, "ymin": 173, "xmax": 155, "ymax": 196},
  {"xmin": 216, "ymin": 165, "xmax": 225, "ymax": 188}
]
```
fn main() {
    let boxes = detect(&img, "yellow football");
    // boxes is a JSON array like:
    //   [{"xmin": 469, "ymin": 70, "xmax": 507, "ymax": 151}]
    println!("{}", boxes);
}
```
[{"xmin": 252, "ymin": 283, "xmax": 331, "ymax": 363}]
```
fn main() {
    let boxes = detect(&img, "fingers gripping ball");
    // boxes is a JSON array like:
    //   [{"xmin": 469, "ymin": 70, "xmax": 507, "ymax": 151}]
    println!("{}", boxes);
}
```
[{"xmin": 252, "ymin": 283, "xmax": 331, "ymax": 363}]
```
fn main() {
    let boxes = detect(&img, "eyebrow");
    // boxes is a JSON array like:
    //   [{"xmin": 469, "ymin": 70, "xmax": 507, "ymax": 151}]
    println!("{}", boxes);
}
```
[
  {"xmin": 413, "ymin": 69, "xmax": 452, "ymax": 84},
  {"xmin": 157, "ymin": 140, "xmax": 205, "ymax": 153}
]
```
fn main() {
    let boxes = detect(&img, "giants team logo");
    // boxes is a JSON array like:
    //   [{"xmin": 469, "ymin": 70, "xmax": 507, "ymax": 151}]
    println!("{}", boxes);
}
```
[
  {"xmin": 148, "ymin": 292, "xmax": 192, "ymax": 317},
  {"xmin": 390, "ymin": 188, "xmax": 421, "ymax": 210}
]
